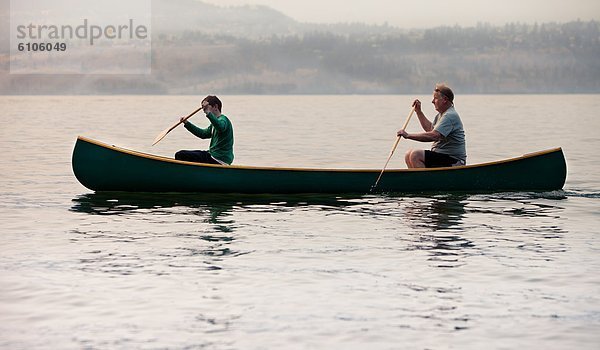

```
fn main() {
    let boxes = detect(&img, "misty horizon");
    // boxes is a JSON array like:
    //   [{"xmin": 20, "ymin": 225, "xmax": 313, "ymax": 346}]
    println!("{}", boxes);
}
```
[
  {"xmin": 1, "ymin": 0, "xmax": 599, "ymax": 94},
  {"xmin": 201, "ymin": 0, "xmax": 600, "ymax": 29}
]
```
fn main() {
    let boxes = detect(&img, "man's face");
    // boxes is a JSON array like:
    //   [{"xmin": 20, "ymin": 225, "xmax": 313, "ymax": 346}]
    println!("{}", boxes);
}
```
[
  {"xmin": 431, "ymin": 92, "xmax": 447, "ymax": 112},
  {"xmin": 202, "ymin": 101, "xmax": 212, "ymax": 114}
]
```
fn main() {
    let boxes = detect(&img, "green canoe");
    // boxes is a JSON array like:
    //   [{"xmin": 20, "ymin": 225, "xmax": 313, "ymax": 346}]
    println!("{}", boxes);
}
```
[{"xmin": 72, "ymin": 136, "xmax": 567, "ymax": 194}]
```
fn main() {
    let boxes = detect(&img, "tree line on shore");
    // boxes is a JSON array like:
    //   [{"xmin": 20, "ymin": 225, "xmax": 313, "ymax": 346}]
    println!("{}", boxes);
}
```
[{"xmin": 2, "ymin": 20, "xmax": 598, "ymax": 94}]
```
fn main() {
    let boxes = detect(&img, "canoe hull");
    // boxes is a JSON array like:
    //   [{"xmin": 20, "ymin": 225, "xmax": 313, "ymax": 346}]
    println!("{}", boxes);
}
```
[{"xmin": 72, "ymin": 136, "xmax": 567, "ymax": 194}]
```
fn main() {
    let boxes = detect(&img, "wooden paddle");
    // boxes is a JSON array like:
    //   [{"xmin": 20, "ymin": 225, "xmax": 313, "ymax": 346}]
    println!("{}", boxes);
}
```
[
  {"xmin": 152, "ymin": 106, "xmax": 204, "ymax": 146},
  {"xmin": 372, "ymin": 105, "xmax": 416, "ymax": 189}
]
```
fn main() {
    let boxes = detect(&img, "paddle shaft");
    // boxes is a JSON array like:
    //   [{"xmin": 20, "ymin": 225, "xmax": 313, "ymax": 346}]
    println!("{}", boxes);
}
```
[
  {"xmin": 152, "ymin": 106, "xmax": 204, "ymax": 146},
  {"xmin": 373, "ymin": 106, "xmax": 416, "ymax": 188}
]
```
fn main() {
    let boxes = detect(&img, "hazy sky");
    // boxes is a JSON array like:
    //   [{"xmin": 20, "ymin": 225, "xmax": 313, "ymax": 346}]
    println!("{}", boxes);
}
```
[{"xmin": 202, "ymin": 0, "xmax": 600, "ymax": 28}]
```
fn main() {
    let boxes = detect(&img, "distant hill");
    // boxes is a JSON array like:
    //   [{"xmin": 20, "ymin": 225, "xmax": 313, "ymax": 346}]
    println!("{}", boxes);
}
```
[
  {"xmin": 151, "ymin": 0, "xmax": 403, "ymax": 37},
  {"xmin": 152, "ymin": 0, "xmax": 299, "ymax": 37}
]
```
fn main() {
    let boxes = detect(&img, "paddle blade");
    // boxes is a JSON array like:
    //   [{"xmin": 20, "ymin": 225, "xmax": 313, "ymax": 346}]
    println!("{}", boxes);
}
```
[
  {"xmin": 152, "ymin": 128, "xmax": 170, "ymax": 146},
  {"xmin": 152, "ymin": 106, "xmax": 204, "ymax": 146},
  {"xmin": 152, "ymin": 120, "xmax": 182, "ymax": 146}
]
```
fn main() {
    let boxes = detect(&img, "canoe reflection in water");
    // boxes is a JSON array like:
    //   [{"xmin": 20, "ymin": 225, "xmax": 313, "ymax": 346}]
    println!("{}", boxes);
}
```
[
  {"xmin": 70, "ymin": 191, "xmax": 567, "ymax": 271},
  {"xmin": 70, "ymin": 193, "xmax": 249, "ymax": 270},
  {"xmin": 398, "ymin": 192, "xmax": 567, "ymax": 268},
  {"xmin": 70, "ymin": 192, "xmax": 366, "ymax": 219},
  {"xmin": 400, "ymin": 195, "xmax": 468, "ymax": 231},
  {"xmin": 397, "ymin": 195, "xmax": 471, "ymax": 268},
  {"xmin": 71, "ymin": 192, "xmax": 238, "ymax": 224},
  {"xmin": 70, "ymin": 192, "xmax": 369, "ymax": 266}
]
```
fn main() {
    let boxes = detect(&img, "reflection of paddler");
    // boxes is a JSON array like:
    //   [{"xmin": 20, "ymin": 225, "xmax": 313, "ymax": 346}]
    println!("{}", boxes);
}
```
[{"xmin": 402, "ymin": 196, "xmax": 467, "ymax": 231}]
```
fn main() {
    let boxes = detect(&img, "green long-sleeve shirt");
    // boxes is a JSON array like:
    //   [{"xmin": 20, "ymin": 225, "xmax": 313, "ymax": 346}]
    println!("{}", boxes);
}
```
[{"xmin": 184, "ymin": 112, "xmax": 234, "ymax": 164}]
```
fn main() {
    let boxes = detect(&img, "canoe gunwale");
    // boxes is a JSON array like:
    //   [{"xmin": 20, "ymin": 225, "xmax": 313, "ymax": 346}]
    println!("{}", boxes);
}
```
[{"xmin": 75, "ymin": 135, "xmax": 563, "ymax": 173}]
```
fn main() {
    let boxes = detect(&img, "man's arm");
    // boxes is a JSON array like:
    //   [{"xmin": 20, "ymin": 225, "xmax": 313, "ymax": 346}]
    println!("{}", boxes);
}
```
[
  {"xmin": 206, "ymin": 113, "xmax": 228, "ymax": 133},
  {"xmin": 415, "ymin": 110, "xmax": 434, "ymax": 132},
  {"xmin": 397, "ymin": 129, "xmax": 442, "ymax": 142},
  {"xmin": 184, "ymin": 121, "xmax": 212, "ymax": 139},
  {"xmin": 413, "ymin": 99, "xmax": 433, "ymax": 132}
]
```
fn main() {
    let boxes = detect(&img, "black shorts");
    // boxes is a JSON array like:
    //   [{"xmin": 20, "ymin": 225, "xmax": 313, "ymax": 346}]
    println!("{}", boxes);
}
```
[
  {"xmin": 424, "ymin": 150, "xmax": 461, "ymax": 168},
  {"xmin": 175, "ymin": 150, "xmax": 221, "ymax": 165}
]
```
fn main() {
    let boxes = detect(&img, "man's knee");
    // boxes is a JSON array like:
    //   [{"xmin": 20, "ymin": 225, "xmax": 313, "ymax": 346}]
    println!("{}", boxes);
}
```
[
  {"xmin": 405, "ymin": 149, "xmax": 415, "ymax": 167},
  {"xmin": 406, "ymin": 149, "xmax": 426, "ymax": 168},
  {"xmin": 175, "ymin": 150, "xmax": 190, "ymax": 160},
  {"xmin": 406, "ymin": 149, "xmax": 420, "ymax": 160}
]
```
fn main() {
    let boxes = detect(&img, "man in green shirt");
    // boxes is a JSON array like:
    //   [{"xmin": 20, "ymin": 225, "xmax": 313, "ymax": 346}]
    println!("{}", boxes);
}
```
[{"xmin": 175, "ymin": 95, "xmax": 234, "ymax": 165}]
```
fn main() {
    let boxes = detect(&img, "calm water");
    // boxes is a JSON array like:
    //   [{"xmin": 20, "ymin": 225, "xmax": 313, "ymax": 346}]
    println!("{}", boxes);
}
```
[{"xmin": 1, "ymin": 95, "xmax": 599, "ymax": 349}]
